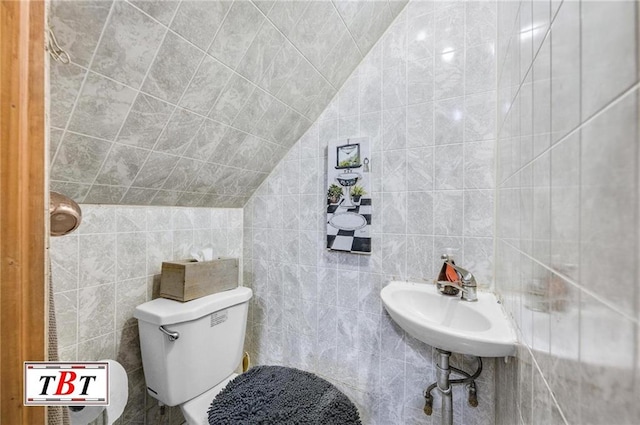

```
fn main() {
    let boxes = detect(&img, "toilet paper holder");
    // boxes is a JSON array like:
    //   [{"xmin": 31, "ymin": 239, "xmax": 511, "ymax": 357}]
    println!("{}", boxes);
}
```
[{"xmin": 159, "ymin": 325, "xmax": 180, "ymax": 341}]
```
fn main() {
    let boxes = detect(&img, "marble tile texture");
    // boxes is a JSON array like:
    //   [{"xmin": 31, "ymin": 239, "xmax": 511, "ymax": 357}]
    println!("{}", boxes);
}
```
[
  {"xmin": 51, "ymin": 205, "xmax": 242, "ymax": 424},
  {"xmin": 242, "ymin": 3, "xmax": 497, "ymax": 424},
  {"xmin": 495, "ymin": 0, "xmax": 640, "ymax": 424},
  {"xmin": 48, "ymin": 0, "xmax": 410, "ymax": 208}
]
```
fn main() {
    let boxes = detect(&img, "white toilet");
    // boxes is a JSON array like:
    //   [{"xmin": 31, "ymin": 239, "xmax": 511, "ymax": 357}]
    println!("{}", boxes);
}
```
[{"xmin": 133, "ymin": 287, "xmax": 252, "ymax": 425}]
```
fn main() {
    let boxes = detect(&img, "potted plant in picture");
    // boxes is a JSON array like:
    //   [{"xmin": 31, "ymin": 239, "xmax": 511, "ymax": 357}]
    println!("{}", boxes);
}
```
[
  {"xmin": 327, "ymin": 184, "xmax": 343, "ymax": 204},
  {"xmin": 351, "ymin": 185, "xmax": 366, "ymax": 204}
]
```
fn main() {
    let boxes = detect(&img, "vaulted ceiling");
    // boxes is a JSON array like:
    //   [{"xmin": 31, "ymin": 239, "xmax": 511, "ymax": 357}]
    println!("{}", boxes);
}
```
[{"xmin": 49, "ymin": 0, "xmax": 407, "ymax": 207}]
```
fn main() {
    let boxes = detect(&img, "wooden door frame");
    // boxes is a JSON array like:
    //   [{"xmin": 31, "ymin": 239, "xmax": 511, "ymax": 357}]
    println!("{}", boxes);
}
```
[{"xmin": 0, "ymin": 0, "xmax": 46, "ymax": 423}]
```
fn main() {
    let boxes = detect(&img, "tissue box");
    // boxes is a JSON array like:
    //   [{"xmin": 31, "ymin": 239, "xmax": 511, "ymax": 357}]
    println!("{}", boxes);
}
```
[{"xmin": 159, "ymin": 258, "xmax": 238, "ymax": 302}]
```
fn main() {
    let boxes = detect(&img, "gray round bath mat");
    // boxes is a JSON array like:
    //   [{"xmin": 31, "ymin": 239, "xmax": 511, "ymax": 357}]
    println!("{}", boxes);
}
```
[{"xmin": 207, "ymin": 365, "xmax": 362, "ymax": 425}]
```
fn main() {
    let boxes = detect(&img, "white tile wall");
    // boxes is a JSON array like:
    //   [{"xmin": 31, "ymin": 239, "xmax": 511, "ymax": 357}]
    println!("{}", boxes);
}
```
[
  {"xmin": 243, "ymin": 2, "xmax": 498, "ymax": 423},
  {"xmin": 494, "ymin": 0, "xmax": 639, "ymax": 424},
  {"xmin": 50, "ymin": 205, "xmax": 242, "ymax": 424}
]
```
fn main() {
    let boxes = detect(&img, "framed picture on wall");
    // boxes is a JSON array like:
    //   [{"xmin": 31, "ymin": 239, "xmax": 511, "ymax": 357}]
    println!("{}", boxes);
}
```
[{"xmin": 326, "ymin": 137, "xmax": 371, "ymax": 254}]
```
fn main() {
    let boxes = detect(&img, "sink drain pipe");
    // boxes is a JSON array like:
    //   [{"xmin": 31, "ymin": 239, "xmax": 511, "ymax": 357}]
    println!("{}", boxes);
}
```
[
  {"xmin": 424, "ymin": 349, "xmax": 483, "ymax": 425},
  {"xmin": 437, "ymin": 350, "xmax": 453, "ymax": 425}
]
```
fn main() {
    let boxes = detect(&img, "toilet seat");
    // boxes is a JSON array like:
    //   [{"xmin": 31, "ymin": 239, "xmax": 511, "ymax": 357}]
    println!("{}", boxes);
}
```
[{"xmin": 180, "ymin": 373, "xmax": 237, "ymax": 425}]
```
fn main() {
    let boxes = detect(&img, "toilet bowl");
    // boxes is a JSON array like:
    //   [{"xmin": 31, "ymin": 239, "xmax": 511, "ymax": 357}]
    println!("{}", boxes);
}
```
[
  {"xmin": 134, "ymin": 287, "xmax": 252, "ymax": 425},
  {"xmin": 135, "ymin": 287, "xmax": 363, "ymax": 424}
]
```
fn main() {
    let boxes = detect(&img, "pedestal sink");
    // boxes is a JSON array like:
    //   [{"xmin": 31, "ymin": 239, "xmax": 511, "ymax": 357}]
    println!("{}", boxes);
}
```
[
  {"xmin": 380, "ymin": 281, "xmax": 516, "ymax": 357},
  {"xmin": 335, "ymin": 172, "xmax": 360, "ymax": 209}
]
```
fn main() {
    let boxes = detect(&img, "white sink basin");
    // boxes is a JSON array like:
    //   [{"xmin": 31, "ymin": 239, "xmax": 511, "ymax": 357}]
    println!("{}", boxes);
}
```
[{"xmin": 381, "ymin": 281, "xmax": 516, "ymax": 357}]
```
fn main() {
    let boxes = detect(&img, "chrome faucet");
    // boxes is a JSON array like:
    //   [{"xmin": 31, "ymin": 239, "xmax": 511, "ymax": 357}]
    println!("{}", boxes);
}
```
[{"xmin": 436, "ymin": 254, "xmax": 478, "ymax": 302}]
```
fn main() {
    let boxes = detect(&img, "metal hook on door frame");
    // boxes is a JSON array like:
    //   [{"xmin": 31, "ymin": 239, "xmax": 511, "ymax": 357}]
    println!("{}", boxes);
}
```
[{"xmin": 46, "ymin": 28, "xmax": 70, "ymax": 64}]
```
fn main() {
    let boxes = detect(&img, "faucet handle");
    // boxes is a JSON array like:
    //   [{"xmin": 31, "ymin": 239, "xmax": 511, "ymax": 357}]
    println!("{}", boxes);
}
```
[{"xmin": 443, "ymin": 261, "xmax": 476, "ymax": 287}]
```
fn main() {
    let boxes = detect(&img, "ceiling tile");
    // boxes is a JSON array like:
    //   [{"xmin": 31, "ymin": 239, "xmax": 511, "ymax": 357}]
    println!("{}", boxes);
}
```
[
  {"xmin": 255, "ymin": 141, "xmax": 283, "ymax": 172},
  {"xmin": 179, "ymin": 55, "xmax": 233, "ymax": 115},
  {"xmin": 49, "ymin": 61, "xmax": 86, "ymax": 129},
  {"xmin": 230, "ymin": 135, "xmax": 265, "ymax": 171},
  {"xmin": 267, "ymin": 0, "xmax": 310, "ymax": 36},
  {"xmin": 154, "ymin": 108, "xmax": 204, "ymax": 155},
  {"xmin": 236, "ymin": 20, "xmax": 285, "ymax": 81},
  {"xmin": 320, "ymin": 31, "xmax": 363, "ymax": 87},
  {"xmin": 170, "ymin": 0, "xmax": 232, "ymax": 50},
  {"xmin": 92, "ymin": 1, "xmax": 166, "ymax": 88},
  {"xmin": 187, "ymin": 162, "xmax": 221, "ymax": 193},
  {"xmin": 95, "ymin": 144, "xmax": 150, "ymax": 187},
  {"xmin": 49, "ymin": 0, "xmax": 112, "ymax": 67},
  {"xmin": 232, "ymin": 88, "xmax": 275, "ymax": 134},
  {"xmin": 183, "ymin": 119, "xmax": 230, "ymax": 160},
  {"xmin": 339, "ymin": 0, "xmax": 394, "ymax": 53},
  {"xmin": 208, "ymin": 128, "xmax": 249, "ymax": 166},
  {"xmin": 255, "ymin": 99, "xmax": 288, "ymax": 142},
  {"xmin": 131, "ymin": 151, "xmax": 177, "ymax": 189},
  {"xmin": 161, "ymin": 157, "xmax": 204, "ymax": 191},
  {"xmin": 258, "ymin": 41, "xmax": 304, "ymax": 96},
  {"xmin": 334, "ymin": 0, "xmax": 365, "ymax": 23},
  {"xmin": 271, "ymin": 107, "xmax": 312, "ymax": 147},
  {"xmin": 209, "ymin": 1, "xmax": 265, "ymax": 69},
  {"xmin": 49, "ymin": 0, "xmax": 407, "ymax": 207},
  {"xmin": 177, "ymin": 191, "xmax": 206, "ymax": 207},
  {"xmin": 51, "ymin": 132, "xmax": 112, "ymax": 183},
  {"xmin": 117, "ymin": 93, "xmax": 174, "ymax": 149},
  {"xmin": 209, "ymin": 74, "xmax": 256, "ymax": 125},
  {"xmin": 50, "ymin": 129, "xmax": 64, "ymax": 162},
  {"xmin": 68, "ymin": 72, "xmax": 137, "ymax": 140},
  {"xmin": 50, "ymin": 181, "xmax": 91, "ymax": 202},
  {"xmin": 252, "ymin": 0, "xmax": 275, "ymax": 15},
  {"xmin": 84, "ymin": 184, "xmax": 128, "ymax": 204},
  {"xmin": 152, "ymin": 190, "xmax": 183, "ymax": 206},
  {"xmin": 129, "ymin": 0, "xmax": 179, "ymax": 26},
  {"xmin": 141, "ymin": 32, "xmax": 203, "ymax": 104},
  {"xmin": 120, "ymin": 188, "xmax": 158, "ymax": 205},
  {"xmin": 288, "ymin": 1, "xmax": 345, "ymax": 69},
  {"xmin": 389, "ymin": 0, "xmax": 410, "ymax": 16},
  {"xmin": 276, "ymin": 61, "xmax": 335, "ymax": 119}
]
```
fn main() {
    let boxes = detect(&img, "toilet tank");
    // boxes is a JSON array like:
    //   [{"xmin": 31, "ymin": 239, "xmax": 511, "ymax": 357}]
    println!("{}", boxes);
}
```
[{"xmin": 134, "ymin": 287, "xmax": 252, "ymax": 406}]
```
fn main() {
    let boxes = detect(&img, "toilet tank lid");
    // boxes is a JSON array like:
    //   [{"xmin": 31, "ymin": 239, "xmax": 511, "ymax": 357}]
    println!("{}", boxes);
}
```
[{"xmin": 133, "ymin": 287, "xmax": 252, "ymax": 325}]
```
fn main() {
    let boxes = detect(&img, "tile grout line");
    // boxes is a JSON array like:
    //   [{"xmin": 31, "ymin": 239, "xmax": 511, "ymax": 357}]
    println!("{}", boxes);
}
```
[
  {"xmin": 249, "ymin": 0, "xmax": 339, "ymax": 92},
  {"xmin": 329, "ymin": 0, "xmax": 364, "ymax": 57},
  {"xmin": 462, "ymin": 0, "xmax": 468, "ymax": 266},
  {"xmin": 575, "ymin": 0, "xmax": 583, "ymax": 419},
  {"xmin": 51, "ymin": 1, "xmax": 116, "ymax": 185},
  {"xmin": 432, "ymin": 6, "xmax": 437, "ymax": 276},
  {"xmin": 523, "ymin": 340, "xmax": 571, "ymax": 425},
  {"xmin": 150, "ymin": 0, "xmax": 241, "ymax": 206},
  {"xmin": 501, "ymin": 238, "xmax": 640, "ymax": 325},
  {"xmin": 492, "ymin": 0, "xmax": 501, "ymax": 292},
  {"xmin": 499, "ymin": 80, "xmax": 640, "ymax": 187},
  {"xmin": 83, "ymin": 1, "xmax": 184, "ymax": 204},
  {"xmin": 63, "ymin": 0, "xmax": 110, "ymax": 353},
  {"xmin": 121, "ymin": 0, "xmax": 240, "ymax": 205},
  {"xmin": 58, "ymin": 0, "xmax": 317, "ymax": 203},
  {"xmin": 119, "ymin": 0, "xmax": 318, "ymax": 123},
  {"xmin": 403, "ymin": 9, "xmax": 409, "ymax": 281},
  {"xmin": 53, "ymin": 80, "xmax": 305, "ymax": 153}
]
